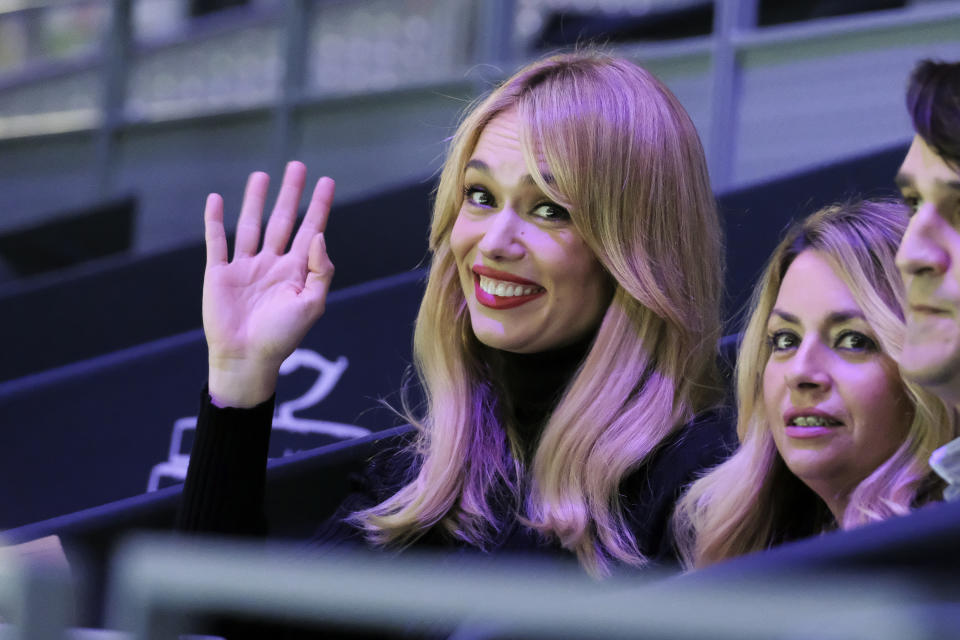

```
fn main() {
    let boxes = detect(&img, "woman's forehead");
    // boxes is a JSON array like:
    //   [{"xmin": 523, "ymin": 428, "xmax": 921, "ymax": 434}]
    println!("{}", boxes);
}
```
[
  {"xmin": 472, "ymin": 109, "xmax": 523, "ymax": 158},
  {"xmin": 773, "ymin": 251, "xmax": 863, "ymax": 323},
  {"xmin": 468, "ymin": 109, "xmax": 552, "ymax": 182}
]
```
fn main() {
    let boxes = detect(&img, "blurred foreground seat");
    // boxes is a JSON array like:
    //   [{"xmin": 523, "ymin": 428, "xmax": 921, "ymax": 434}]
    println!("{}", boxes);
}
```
[
  {"xmin": 5, "ymin": 430, "xmax": 959, "ymax": 636},
  {"xmin": 0, "ymin": 535, "xmax": 74, "ymax": 639},
  {"xmin": 103, "ymin": 522, "xmax": 958, "ymax": 640},
  {"xmin": 3, "ymin": 422, "xmax": 413, "ymax": 628}
]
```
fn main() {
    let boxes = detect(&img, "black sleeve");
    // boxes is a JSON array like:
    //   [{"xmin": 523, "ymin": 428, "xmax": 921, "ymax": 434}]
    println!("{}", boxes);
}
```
[
  {"xmin": 175, "ymin": 386, "xmax": 275, "ymax": 536},
  {"xmin": 306, "ymin": 436, "xmax": 420, "ymax": 551},
  {"xmin": 622, "ymin": 408, "xmax": 737, "ymax": 566}
]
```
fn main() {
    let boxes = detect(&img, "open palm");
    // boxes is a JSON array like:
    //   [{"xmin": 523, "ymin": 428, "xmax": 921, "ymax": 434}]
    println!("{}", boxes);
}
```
[{"xmin": 203, "ymin": 162, "xmax": 335, "ymax": 407}]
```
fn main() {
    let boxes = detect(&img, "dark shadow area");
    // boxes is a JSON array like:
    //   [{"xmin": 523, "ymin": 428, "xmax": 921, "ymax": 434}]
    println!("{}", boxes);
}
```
[
  {"xmin": 535, "ymin": 4, "xmax": 713, "ymax": 50},
  {"xmin": 759, "ymin": 0, "xmax": 907, "ymax": 26},
  {"xmin": 533, "ymin": 0, "xmax": 908, "ymax": 50},
  {"xmin": 0, "ymin": 196, "xmax": 135, "ymax": 279}
]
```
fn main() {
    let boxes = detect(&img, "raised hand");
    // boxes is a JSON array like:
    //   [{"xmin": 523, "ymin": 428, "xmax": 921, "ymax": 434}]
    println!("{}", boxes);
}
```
[{"xmin": 203, "ymin": 161, "xmax": 335, "ymax": 408}]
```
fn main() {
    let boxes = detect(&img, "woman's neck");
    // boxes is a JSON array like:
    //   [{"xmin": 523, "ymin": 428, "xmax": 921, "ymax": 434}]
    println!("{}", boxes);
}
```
[
  {"xmin": 806, "ymin": 481, "xmax": 850, "ymax": 527},
  {"xmin": 486, "ymin": 332, "xmax": 596, "ymax": 449}
]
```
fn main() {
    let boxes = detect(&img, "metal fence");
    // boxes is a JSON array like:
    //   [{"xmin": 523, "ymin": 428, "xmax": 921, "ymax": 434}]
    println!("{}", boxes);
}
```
[{"xmin": 104, "ymin": 534, "xmax": 956, "ymax": 640}]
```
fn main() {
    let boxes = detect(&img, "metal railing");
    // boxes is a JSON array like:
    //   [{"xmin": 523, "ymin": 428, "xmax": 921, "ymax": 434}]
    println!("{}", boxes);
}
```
[
  {"xmin": 104, "ymin": 534, "xmax": 954, "ymax": 640},
  {"xmin": 2, "ymin": 0, "xmax": 958, "ymax": 183},
  {"xmin": 0, "ymin": 531, "xmax": 953, "ymax": 639}
]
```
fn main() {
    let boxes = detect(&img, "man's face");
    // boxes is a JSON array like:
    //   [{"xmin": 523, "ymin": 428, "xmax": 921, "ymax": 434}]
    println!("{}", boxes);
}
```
[{"xmin": 895, "ymin": 135, "xmax": 960, "ymax": 405}]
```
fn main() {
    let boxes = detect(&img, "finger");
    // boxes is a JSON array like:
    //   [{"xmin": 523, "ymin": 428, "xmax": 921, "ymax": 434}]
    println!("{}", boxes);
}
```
[
  {"xmin": 204, "ymin": 193, "xmax": 228, "ymax": 267},
  {"xmin": 263, "ymin": 161, "xmax": 307, "ymax": 255},
  {"xmin": 301, "ymin": 233, "xmax": 335, "ymax": 319},
  {"xmin": 234, "ymin": 171, "xmax": 269, "ymax": 258},
  {"xmin": 291, "ymin": 177, "xmax": 335, "ymax": 258}
]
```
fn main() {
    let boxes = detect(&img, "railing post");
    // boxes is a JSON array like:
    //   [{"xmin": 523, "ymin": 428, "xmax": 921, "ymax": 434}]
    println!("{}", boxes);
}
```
[
  {"xmin": 273, "ymin": 0, "xmax": 310, "ymax": 175},
  {"xmin": 96, "ymin": 0, "xmax": 132, "ymax": 197},
  {"xmin": 709, "ymin": 0, "xmax": 757, "ymax": 192},
  {"xmin": 472, "ymin": 0, "xmax": 517, "ymax": 70}
]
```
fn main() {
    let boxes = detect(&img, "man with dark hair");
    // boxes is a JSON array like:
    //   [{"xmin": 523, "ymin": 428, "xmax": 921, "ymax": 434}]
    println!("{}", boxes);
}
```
[{"xmin": 895, "ymin": 59, "xmax": 960, "ymax": 500}]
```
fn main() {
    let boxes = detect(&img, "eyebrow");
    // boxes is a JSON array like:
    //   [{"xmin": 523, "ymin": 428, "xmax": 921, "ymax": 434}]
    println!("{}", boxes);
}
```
[
  {"xmin": 465, "ymin": 159, "xmax": 555, "ymax": 187},
  {"xmin": 894, "ymin": 172, "xmax": 960, "ymax": 193},
  {"xmin": 770, "ymin": 309, "xmax": 866, "ymax": 325}
]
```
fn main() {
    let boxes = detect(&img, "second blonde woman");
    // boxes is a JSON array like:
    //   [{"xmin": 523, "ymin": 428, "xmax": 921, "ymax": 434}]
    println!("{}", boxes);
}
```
[
  {"xmin": 180, "ymin": 51, "xmax": 733, "ymax": 577},
  {"xmin": 674, "ymin": 200, "xmax": 957, "ymax": 569}
]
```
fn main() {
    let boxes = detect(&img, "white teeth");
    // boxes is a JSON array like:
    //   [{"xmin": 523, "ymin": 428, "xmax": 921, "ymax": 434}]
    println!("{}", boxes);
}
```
[
  {"xmin": 790, "ymin": 416, "xmax": 839, "ymax": 427},
  {"xmin": 478, "ymin": 275, "xmax": 543, "ymax": 297}
]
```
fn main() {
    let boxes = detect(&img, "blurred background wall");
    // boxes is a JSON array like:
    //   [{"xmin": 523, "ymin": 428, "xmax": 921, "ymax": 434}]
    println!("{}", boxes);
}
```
[{"xmin": 1, "ymin": 0, "xmax": 959, "ymax": 270}]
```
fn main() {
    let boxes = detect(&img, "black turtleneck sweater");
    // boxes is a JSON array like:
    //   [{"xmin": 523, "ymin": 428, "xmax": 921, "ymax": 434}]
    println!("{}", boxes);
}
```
[
  {"xmin": 178, "ymin": 337, "xmax": 735, "ymax": 565},
  {"xmin": 486, "ymin": 334, "xmax": 593, "ymax": 454}
]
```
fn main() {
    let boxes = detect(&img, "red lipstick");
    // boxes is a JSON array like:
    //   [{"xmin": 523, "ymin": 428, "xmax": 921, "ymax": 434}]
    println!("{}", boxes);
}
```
[
  {"xmin": 472, "ymin": 266, "xmax": 545, "ymax": 310},
  {"xmin": 473, "ymin": 265, "xmax": 541, "ymax": 286}
]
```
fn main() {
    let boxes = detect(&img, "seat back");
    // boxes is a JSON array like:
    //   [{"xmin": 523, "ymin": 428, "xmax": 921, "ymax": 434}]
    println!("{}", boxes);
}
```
[{"xmin": 3, "ymin": 424, "xmax": 415, "ymax": 627}]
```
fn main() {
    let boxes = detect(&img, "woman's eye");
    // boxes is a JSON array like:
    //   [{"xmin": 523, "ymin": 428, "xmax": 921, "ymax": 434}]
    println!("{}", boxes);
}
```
[
  {"xmin": 768, "ymin": 330, "xmax": 798, "ymax": 352},
  {"xmin": 902, "ymin": 194, "xmax": 920, "ymax": 214},
  {"xmin": 531, "ymin": 202, "xmax": 570, "ymax": 221},
  {"xmin": 464, "ymin": 186, "xmax": 495, "ymax": 208},
  {"xmin": 835, "ymin": 330, "xmax": 877, "ymax": 352}
]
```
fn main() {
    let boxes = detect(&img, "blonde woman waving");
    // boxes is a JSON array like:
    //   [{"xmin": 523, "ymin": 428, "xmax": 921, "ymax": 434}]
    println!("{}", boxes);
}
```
[{"xmin": 179, "ymin": 51, "xmax": 734, "ymax": 576}]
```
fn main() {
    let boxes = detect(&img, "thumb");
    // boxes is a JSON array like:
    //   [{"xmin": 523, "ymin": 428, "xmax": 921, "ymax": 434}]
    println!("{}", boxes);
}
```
[{"xmin": 303, "ymin": 233, "xmax": 334, "ymax": 318}]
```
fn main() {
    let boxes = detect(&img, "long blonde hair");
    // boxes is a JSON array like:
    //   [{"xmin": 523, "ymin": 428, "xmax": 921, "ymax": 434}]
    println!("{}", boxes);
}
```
[
  {"xmin": 353, "ymin": 51, "xmax": 724, "ymax": 576},
  {"xmin": 674, "ymin": 200, "xmax": 957, "ymax": 569}
]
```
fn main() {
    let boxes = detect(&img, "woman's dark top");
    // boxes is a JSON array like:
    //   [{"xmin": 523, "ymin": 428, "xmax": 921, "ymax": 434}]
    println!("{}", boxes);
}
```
[{"xmin": 177, "ymin": 337, "xmax": 736, "ymax": 565}]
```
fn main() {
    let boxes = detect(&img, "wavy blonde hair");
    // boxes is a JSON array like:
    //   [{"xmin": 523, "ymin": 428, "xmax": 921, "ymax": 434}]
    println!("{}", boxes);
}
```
[
  {"xmin": 674, "ymin": 200, "xmax": 957, "ymax": 569},
  {"xmin": 352, "ymin": 51, "xmax": 724, "ymax": 576}
]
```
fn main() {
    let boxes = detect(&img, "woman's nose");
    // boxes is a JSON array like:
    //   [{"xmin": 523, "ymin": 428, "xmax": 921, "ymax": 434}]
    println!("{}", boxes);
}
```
[
  {"xmin": 785, "ymin": 341, "xmax": 832, "ymax": 393},
  {"xmin": 477, "ymin": 208, "xmax": 525, "ymax": 261},
  {"xmin": 897, "ymin": 202, "xmax": 950, "ymax": 278}
]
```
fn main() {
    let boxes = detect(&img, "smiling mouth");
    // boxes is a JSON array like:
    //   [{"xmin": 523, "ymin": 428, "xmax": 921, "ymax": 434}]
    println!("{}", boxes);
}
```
[
  {"xmin": 478, "ymin": 275, "xmax": 543, "ymax": 297},
  {"xmin": 472, "ymin": 273, "xmax": 545, "ymax": 310}
]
